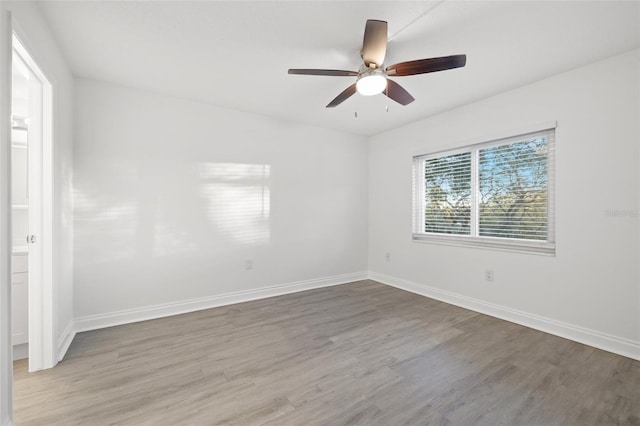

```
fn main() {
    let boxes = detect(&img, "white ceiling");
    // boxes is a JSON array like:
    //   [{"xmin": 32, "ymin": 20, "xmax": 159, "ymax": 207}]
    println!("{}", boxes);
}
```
[{"xmin": 37, "ymin": 1, "xmax": 640, "ymax": 136}]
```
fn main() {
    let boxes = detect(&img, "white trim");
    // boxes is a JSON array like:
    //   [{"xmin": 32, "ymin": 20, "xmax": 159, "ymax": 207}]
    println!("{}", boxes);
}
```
[
  {"xmin": 410, "ymin": 120, "xmax": 557, "ymax": 158},
  {"xmin": 56, "ymin": 320, "xmax": 75, "ymax": 361},
  {"xmin": 368, "ymin": 271, "xmax": 640, "ymax": 361},
  {"xmin": 12, "ymin": 32, "xmax": 56, "ymax": 372},
  {"xmin": 412, "ymin": 233, "xmax": 555, "ymax": 256},
  {"xmin": 12, "ymin": 344, "xmax": 27, "ymax": 361},
  {"xmin": 47, "ymin": 271, "xmax": 640, "ymax": 365},
  {"xmin": 75, "ymin": 272, "xmax": 368, "ymax": 333},
  {"xmin": 0, "ymin": 8, "xmax": 14, "ymax": 426}
]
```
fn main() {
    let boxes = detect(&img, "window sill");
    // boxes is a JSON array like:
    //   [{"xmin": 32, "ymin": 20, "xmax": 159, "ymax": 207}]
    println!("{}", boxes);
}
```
[{"xmin": 412, "ymin": 233, "xmax": 556, "ymax": 256}]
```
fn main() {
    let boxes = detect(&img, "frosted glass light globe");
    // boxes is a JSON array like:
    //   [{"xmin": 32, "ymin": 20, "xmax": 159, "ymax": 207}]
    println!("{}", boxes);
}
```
[{"xmin": 356, "ymin": 74, "xmax": 387, "ymax": 96}]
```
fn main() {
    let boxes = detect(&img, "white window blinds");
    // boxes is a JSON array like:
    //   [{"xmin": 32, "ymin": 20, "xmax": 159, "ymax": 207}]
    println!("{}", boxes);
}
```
[
  {"xmin": 413, "ymin": 126, "xmax": 555, "ymax": 255},
  {"xmin": 478, "ymin": 134, "xmax": 551, "ymax": 241},
  {"xmin": 423, "ymin": 152, "xmax": 471, "ymax": 235}
]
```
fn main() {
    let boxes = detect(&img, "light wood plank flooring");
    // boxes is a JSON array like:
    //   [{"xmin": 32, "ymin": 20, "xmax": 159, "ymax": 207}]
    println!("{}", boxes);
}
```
[{"xmin": 13, "ymin": 280, "xmax": 640, "ymax": 425}]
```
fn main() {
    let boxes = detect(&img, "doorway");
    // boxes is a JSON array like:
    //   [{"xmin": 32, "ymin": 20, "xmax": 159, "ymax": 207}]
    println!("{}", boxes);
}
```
[{"xmin": 11, "ymin": 34, "xmax": 55, "ymax": 372}]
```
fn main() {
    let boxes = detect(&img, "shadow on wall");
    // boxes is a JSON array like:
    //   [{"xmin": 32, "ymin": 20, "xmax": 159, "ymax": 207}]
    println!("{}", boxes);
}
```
[{"xmin": 73, "ymin": 161, "xmax": 271, "ymax": 265}]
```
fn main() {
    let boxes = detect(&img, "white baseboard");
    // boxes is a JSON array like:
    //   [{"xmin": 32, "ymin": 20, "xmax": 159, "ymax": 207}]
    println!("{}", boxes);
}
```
[
  {"xmin": 12, "ymin": 343, "xmax": 28, "ymax": 361},
  {"xmin": 68, "ymin": 270, "xmax": 639, "ymax": 362},
  {"xmin": 75, "ymin": 271, "xmax": 368, "ymax": 333},
  {"xmin": 369, "ymin": 271, "xmax": 640, "ymax": 361},
  {"xmin": 57, "ymin": 319, "xmax": 76, "ymax": 361}
]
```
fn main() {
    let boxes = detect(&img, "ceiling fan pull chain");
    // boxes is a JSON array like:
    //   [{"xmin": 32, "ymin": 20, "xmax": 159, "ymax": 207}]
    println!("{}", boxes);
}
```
[{"xmin": 385, "ymin": 85, "xmax": 389, "ymax": 112}]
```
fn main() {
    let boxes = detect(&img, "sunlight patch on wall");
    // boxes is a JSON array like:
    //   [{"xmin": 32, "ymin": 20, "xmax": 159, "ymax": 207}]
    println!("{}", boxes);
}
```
[
  {"xmin": 150, "ymin": 217, "xmax": 201, "ymax": 258},
  {"xmin": 198, "ymin": 163, "xmax": 271, "ymax": 245},
  {"xmin": 73, "ymin": 189, "xmax": 138, "ymax": 262}
]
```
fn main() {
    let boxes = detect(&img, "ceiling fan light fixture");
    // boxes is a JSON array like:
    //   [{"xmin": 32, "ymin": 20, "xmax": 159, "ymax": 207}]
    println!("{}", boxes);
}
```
[{"xmin": 356, "ymin": 72, "xmax": 386, "ymax": 96}]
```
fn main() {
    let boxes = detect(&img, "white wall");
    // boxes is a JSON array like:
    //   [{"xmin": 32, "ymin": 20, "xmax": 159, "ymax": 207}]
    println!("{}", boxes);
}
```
[
  {"xmin": 2, "ymin": 1, "xmax": 74, "ymax": 361},
  {"xmin": 369, "ymin": 49, "xmax": 640, "ymax": 358},
  {"xmin": 73, "ymin": 78, "xmax": 368, "ymax": 320}
]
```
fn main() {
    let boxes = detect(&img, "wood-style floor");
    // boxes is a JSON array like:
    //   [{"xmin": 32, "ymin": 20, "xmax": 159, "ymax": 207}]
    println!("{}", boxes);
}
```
[{"xmin": 13, "ymin": 280, "xmax": 640, "ymax": 425}]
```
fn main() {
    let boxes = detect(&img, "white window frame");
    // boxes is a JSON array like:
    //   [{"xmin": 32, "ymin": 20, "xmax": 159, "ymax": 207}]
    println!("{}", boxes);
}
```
[{"xmin": 412, "ymin": 123, "xmax": 556, "ymax": 256}]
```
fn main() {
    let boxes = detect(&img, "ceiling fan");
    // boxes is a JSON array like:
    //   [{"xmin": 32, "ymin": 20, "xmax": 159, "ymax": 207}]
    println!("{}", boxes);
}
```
[{"xmin": 288, "ymin": 20, "xmax": 466, "ymax": 108}]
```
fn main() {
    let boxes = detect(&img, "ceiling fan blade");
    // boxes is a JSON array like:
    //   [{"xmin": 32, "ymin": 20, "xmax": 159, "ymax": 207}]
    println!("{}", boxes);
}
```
[
  {"xmin": 326, "ymin": 84, "xmax": 357, "ymax": 108},
  {"xmin": 385, "ymin": 79, "xmax": 415, "ymax": 106},
  {"xmin": 386, "ymin": 54, "xmax": 467, "ymax": 77},
  {"xmin": 288, "ymin": 69, "xmax": 358, "ymax": 76},
  {"xmin": 362, "ymin": 20, "xmax": 387, "ymax": 68}
]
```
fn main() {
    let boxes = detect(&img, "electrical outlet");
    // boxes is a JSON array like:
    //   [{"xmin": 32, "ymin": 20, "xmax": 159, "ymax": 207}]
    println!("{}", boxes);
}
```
[
  {"xmin": 245, "ymin": 260, "xmax": 253, "ymax": 270},
  {"xmin": 485, "ymin": 269, "xmax": 494, "ymax": 282},
  {"xmin": 385, "ymin": 252, "xmax": 391, "ymax": 262}
]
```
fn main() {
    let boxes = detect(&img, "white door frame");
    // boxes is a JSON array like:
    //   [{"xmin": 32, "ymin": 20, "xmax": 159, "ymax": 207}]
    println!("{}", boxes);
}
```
[
  {"xmin": 1, "ymin": 11, "xmax": 56, "ymax": 421},
  {"xmin": 1, "ymin": 8, "xmax": 15, "ymax": 426},
  {"xmin": 12, "ymin": 32, "xmax": 55, "ymax": 372}
]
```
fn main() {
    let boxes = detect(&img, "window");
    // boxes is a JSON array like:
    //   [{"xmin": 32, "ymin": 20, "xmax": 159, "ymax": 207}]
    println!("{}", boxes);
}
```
[
  {"xmin": 413, "ymin": 126, "xmax": 555, "ymax": 255},
  {"xmin": 423, "ymin": 152, "xmax": 471, "ymax": 235}
]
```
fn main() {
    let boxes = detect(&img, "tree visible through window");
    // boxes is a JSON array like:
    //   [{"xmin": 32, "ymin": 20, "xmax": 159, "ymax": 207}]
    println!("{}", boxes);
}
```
[
  {"xmin": 414, "ymin": 127, "xmax": 555, "ymax": 254},
  {"xmin": 479, "ymin": 138, "xmax": 548, "ymax": 240},
  {"xmin": 424, "ymin": 152, "xmax": 471, "ymax": 235}
]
